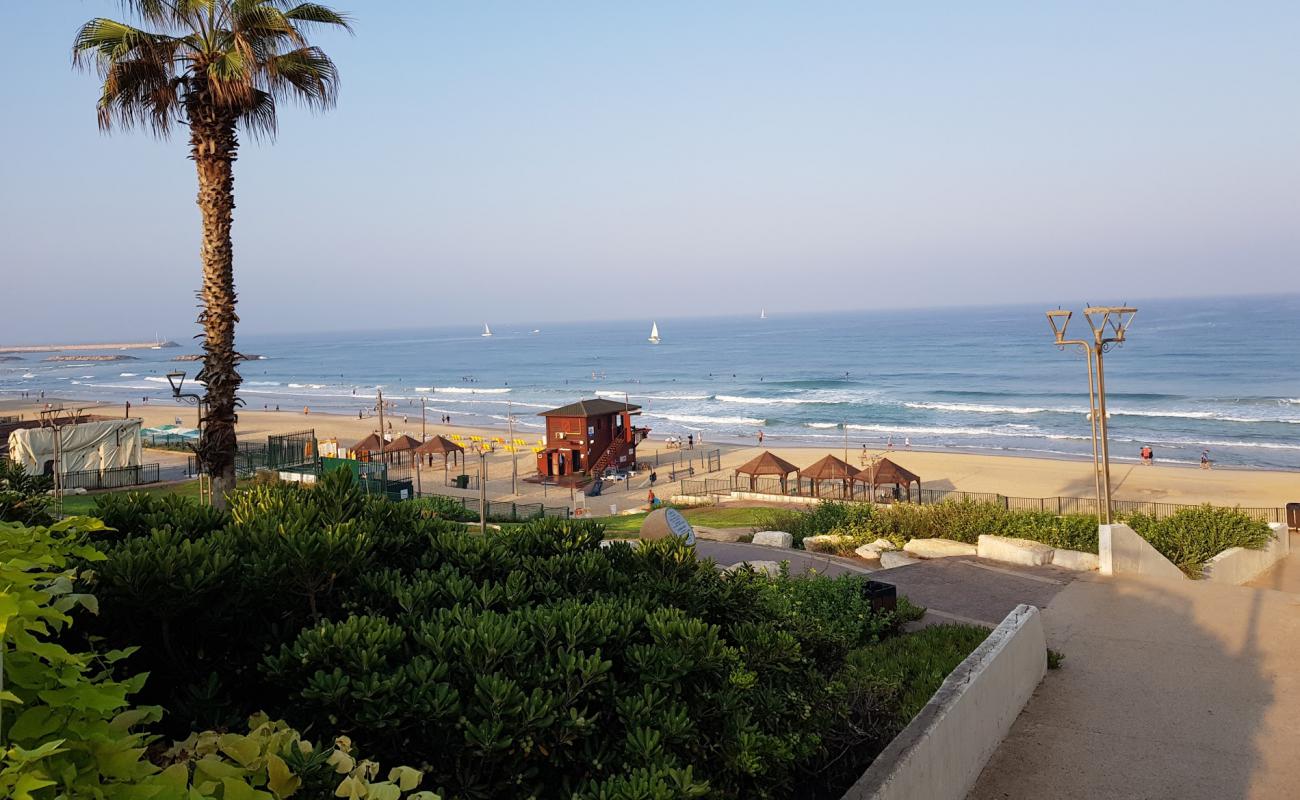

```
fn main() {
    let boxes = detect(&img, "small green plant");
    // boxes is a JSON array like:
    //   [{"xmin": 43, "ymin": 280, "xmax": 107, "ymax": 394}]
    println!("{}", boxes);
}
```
[
  {"xmin": 0, "ymin": 459, "xmax": 55, "ymax": 525},
  {"xmin": 1127, "ymin": 505, "xmax": 1273, "ymax": 577},
  {"xmin": 1047, "ymin": 648, "xmax": 1065, "ymax": 670}
]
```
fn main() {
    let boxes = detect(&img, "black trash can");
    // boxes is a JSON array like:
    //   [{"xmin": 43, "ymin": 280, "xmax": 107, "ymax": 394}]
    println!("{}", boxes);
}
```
[
  {"xmin": 455, "ymin": 474, "xmax": 470, "ymax": 489},
  {"xmin": 861, "ymin": 579, "xmax": 897, "ymax": 613}
]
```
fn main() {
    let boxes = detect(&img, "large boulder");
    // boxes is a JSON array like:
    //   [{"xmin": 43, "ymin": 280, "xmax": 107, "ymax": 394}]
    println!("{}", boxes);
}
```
[
  {"xmin": 978, "ymin": 534, "xmax": 1055, "ymax": 566},
  {"xmin": 854, "ymin": 538, "xmax": 897, "ymax": 560},
  {"xmin": 752, "ymin": 530, "xmax": 794, "ymax": 548},
  {"xmin": 1052, "ymin": 548, "xmax": 1100, "ymax": 572},
  {"xmin": 803, "ymin": 534, "xmax": 849, "ymax": 553},
  {"xmin": 903, "ymin": 538, "xmax": 978, "ymax": 558},
  {"xmin": 880, "ymin": 551, "xmax": 921, "ymax": 569},
  {"xmin": 724, "ymin": 560, "xmax": 783, "ymax": 577},
  {"xmin": 640, "ymin": 507, "xmax": 696, "ymax": 545}
]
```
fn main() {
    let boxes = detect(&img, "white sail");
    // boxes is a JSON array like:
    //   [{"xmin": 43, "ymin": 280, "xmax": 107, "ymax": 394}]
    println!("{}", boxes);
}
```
[
  {"xmin": 648, "ymin": 322, "xmax": 661, "ymax": 343},
  {"xmin": 760, "ymin": 308, "xmax": 767, "ymax": 319},
  {"xmin": 482, "ymin": 324, "xmax": 493, "ymax": 337}
]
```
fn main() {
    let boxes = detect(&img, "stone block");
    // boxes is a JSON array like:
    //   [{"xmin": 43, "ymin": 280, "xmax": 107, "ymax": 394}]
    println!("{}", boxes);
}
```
[
  {"xmin": 904, "ymin": 538, "xmax": 978, "ymax": 558},
  {"xmin": 880, "ymin": 551, "xmax": 921, "ymax": 569},
  {"xmin": 977, "ymin": 535, "xmax": 1055, "ymax": 566},
  {"xmin": 751, "ymin": 530, "xmax": 794, "ymax": 548},
  {"xmin": 855, "ymin": 544, "xmax": 883, "ymax": 560},
  {"xmin": 725, "ymin": 560, "xmax": 783, "ymax": 577},
  {"xmin": 1052, "ymin": 548, "xmax": 1100, "ymax": 572},
  {"xmin": 803, "ymin": 534, "xmax": 849, "ymax": 553}
]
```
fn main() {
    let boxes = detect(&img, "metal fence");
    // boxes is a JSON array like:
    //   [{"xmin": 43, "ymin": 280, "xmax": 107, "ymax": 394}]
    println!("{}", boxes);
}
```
[
  {"xmin": 62, "ymin": 463, "xmax": 160, "ymax": 491},
  {"xmin": 681, "ymin": 474, "xmax": 1286, "ymax": 523},
  {"xmin": 417, "ymin": 492, "xmax": 571, "ymax": 521},
  {"xmin": 267, "ymin": 429, "xmax": 318, "ymax": 471}
]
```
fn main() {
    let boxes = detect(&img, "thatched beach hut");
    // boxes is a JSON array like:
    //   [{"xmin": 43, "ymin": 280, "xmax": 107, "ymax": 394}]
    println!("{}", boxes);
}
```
[
  {"xmin": 735, "ymin": 451, "xmax": 800, "ymax": 493},
  {"xmin": 853, "ymin": 457, "xmax": 921, "ymax": 502},
  {"xmin": 802, "ymin": 453, "xmax": 858, "ymax": 499}
]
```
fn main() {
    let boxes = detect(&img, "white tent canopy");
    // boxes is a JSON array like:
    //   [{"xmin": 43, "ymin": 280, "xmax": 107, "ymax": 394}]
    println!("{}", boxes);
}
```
[{"xmin": 8, "ymin": 418, "xmax": 143, "ymax": 476}]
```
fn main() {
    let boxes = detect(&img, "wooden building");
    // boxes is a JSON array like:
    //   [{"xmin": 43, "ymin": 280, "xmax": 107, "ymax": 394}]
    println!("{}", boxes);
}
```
[{"xmin": 535, "ymin": 398, "xmax": 648, "ymax": 481}]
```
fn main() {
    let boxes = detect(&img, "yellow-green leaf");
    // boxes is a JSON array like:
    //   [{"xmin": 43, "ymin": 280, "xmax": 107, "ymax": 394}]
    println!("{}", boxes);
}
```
[
  {"xmin": 368, "ymin": 783, "xmax": 400, "ymax": 800},
  {"xmin": 219, "ymin": 733, "xmax": 263, "ymax": 767},
  {"xmin": 265, "ymin": 753, "xmax": 301, "ymax": 798},
  {"xmin": 222, "ymin": 777, "xmax": 274, "ymax": 800},
  {"xmin": 387, "ymin": 767, "xmax": 421, "ymax": 792}
]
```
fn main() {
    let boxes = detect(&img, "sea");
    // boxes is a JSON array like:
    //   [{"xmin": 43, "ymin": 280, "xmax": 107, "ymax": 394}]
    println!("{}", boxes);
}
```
[{"xmin": 4, "ymin": 294, "xmax": 1299, "ymax": 470}]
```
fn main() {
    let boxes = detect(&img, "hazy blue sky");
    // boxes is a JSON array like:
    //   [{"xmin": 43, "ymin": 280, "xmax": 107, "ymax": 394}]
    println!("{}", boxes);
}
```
[{"xmin": 2, "ymin": 1, "xmax": 1298, "ymax": 342}]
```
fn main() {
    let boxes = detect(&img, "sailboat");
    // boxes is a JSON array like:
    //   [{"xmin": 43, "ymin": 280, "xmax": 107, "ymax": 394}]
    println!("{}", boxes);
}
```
[
  {"xmin": 760, "ymin": 308, "xmax": 767, "ymax": 320},
  {"xmin": 648, "ymin": 322, "xmax": 661, "ymax": 344},
  {"xmin": 481, "ymin": 324, "xmax": 493, "ymax": 337}
]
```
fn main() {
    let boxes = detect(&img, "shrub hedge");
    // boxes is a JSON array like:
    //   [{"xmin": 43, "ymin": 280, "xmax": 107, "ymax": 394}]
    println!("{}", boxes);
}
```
[
  {"xmin": 755, "ymin": 499, "xmax": 1272, "ymax": 575},
  {"xmin": 70, "ymin": 470, "xmax": 987, "ymax": 799}
]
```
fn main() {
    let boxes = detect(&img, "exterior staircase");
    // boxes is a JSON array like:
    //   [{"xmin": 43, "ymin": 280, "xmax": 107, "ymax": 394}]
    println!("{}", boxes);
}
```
[{"xmin": 590, "ymin": 427, "xmax": 648, "ymax": 477}]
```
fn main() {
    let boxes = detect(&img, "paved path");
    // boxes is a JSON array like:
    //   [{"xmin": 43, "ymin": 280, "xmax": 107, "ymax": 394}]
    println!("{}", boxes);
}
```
[
  {"xmin": 1245, "ymin": 531, "xmax": 1300, "ymax": 594},
  {"xmin": 693, "ymin": 542, "xmax": 1077, "ymax": 626},
  {"xmin": 969, "ymin": 573, "xmax": 1300, "ymax": 800}
]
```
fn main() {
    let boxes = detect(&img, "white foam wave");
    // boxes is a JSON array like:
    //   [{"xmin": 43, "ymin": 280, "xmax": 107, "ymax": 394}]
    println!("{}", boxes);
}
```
[
  {"xmin": 414, "ymin": 387, "xmax": 433, "ymax": 392},
  {"xmin": 715, "ymin": 394, "xmax": 822, "ymax": 405},
  {"xmin": 596, "ymin": 390, "xmax": 712, "ymax": 401},
  {"xmin": 245, "ymin": 381, "xmax": 280, "ymax": 386},
  {"xmin": 905, "ymin": 401, "xmax": 1051, "ymax": 414},
  {"xmin": 144, "ymin": 376, "xmax": 170, "ymax": 384},
  {"xmin": 434, "ymin": 386, "xmax": 511, "ymax": 394},
  {"xmin": 119, "ymin": 372, "xmax": 138, "ymax": 377},
  {"xmin": 806, "ymin": 422, "xmax": 839, "ymax": 429},
  {"xmin": 645, "ymin": 412, "xmax": 765, "ymax": 426}
]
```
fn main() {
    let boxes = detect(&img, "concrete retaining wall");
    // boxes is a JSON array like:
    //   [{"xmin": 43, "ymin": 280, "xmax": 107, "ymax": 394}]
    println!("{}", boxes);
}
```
[
  {"xmin": 729, "ymin": 490, "xmax": 818, "ymax": 505},
  {"xmin": 1201, "ymin": 523, "xmax": 1290, "ymax": 585},
  {"xmin": 1098, "ymin": 523, "xmax": 1187, "ymax": 580},
  {"xmin": 840, "ymin": 604, "xmax": 1047, "ymax": 800}
]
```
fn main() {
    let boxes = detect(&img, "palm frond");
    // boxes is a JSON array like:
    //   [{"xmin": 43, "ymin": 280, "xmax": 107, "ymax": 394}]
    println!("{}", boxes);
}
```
[
  {"xmin": 72, "ymin": 18, "xmax": 181, "ymax": 73},
  {"xmin": 282, "ymin": 3, "xmax": 353, "ymax": 34},
  {"xmin": 263, "ymin": 45, "xmax": 338, "ymax": 109},
  {"xmin": 238, "ymin": 88, "xmax": 278, "ymax": 139},
  {"xmin": 98, "ymin": 57, "xmax": 182, "ymax": 134},
  {"xmin": 231, "ymin": 3, "xmax": 305, "ymax": 47},
  {"xmin": 117, "ymin": 1, "xmax": 183, "ymax": 27}
]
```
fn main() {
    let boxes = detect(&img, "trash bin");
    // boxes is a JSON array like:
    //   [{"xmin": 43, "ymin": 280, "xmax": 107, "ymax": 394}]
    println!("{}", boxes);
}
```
[
  {"xmin": 861, "ymin": 580, "xmax": 897, "ymax": 613},
  {"xmin": 455, "ymin": 474, "xmax": 469, "ymax": 489}
]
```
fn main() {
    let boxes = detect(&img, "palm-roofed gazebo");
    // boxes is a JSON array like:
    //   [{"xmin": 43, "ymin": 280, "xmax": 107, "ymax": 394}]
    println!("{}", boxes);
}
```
[
  {"xmin": 735, "ymin": 450, "xmax": 801, "ymax": 493},
  {"xmin": 415, "ymin": 435, "xmax": 464, "ymax": 471},
  {"xmin": 350, "ymin": 433, "xmax": 385, "ymax": 460},
  {"xmin": 802, "ymin": 454, "xmax": 858, "ymax": 499},
  {"xmin": 384, "ymin": 434, "xmax": 422, "ymax": 464},
  {"xmin": 854, "ymin": 457, "xmax": 921, "ymax": 503}
]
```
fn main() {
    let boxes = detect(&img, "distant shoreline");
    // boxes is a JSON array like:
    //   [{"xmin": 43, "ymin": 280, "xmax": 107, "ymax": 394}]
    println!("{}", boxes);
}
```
[{"xmin": 0, "ymin": 341, "xmax": 179, "ymax": 354}]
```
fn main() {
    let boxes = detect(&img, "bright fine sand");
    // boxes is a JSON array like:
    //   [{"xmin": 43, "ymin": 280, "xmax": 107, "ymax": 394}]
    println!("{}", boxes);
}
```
[{"xmin": 4, "ymin": 398, "xmax": 1295, "ymax": 511}]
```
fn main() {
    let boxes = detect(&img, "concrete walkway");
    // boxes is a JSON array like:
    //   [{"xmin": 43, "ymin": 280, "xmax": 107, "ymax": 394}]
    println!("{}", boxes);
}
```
[
  {"xmin": 1245, "ymin": 530, "xmax": 1300, "ymax": 594},
  {"xmin": 969, "ymin": 573, "xmax": 1300, "ymax": 799}
]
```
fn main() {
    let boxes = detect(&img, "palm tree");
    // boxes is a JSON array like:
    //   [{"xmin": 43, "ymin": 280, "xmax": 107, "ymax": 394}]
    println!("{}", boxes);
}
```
[{"xmin": 73, "ymin": 1, "xmax": 350, "ymax": 508}]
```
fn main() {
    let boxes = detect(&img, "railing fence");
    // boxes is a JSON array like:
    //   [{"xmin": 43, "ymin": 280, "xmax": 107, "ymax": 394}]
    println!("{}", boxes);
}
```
[{"xmin": 61, "ymin": 463, "xmax": 160, "ymax": 491}]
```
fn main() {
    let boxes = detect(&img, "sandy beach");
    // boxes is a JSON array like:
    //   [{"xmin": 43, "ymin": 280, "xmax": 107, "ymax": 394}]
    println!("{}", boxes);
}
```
[{"xmin": 5, "ymin": 395, "xmax": 1295, "ymax": 512}]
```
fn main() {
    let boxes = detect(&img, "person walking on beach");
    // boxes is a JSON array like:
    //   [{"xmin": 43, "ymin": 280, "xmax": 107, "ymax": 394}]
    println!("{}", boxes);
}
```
[
  {"xmin": 1201, "ymin": 450, "xmax": 1212, "ymax": 469},
  {"xmin": 650, "ymin": 470, "xmax": 658, "ymax": 487},
  {"xmin": 757, "ymin": 430, "xmax": 764, "ymax": 445},
  {"xmin": 647, "ymin": 489, "xmax": 658, "ymax": 507},
  {"xmin": 887, "ymin": 435, "xmax": 894, "ymax": 450},
  {"xmin": 904, "ymin": 437, "xmax": 911, "ymax": 450},
  {"xmin": 1140, "ymin": 445, "xmax": 1153, "ymax": 465},
  {"xmin": 687, "ymin": 433, "xmax": 693, "ymax": 449}
]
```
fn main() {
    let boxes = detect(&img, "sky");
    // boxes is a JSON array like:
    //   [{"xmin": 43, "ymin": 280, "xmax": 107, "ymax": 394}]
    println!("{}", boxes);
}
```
[{"xmin": 1, "ymin": 1, "xmax": 1298, "ymax": 342}]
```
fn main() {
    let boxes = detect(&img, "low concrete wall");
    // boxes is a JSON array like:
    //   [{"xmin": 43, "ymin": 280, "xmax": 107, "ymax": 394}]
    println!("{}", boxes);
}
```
[
  {"xmin": 729, "ymin": 490, "xmax": 818, "ymax": 505},
  {"xmin": 1201, "ymin": 523, "xmax": 1290, "ymax": 585},
  {"xmin": 1098, "ymin": 523, "xmax": 1187, "ymax": 580},
  {"xmin": 840, "ymin": 605, "xmax": 1047, "ymax": 800}
]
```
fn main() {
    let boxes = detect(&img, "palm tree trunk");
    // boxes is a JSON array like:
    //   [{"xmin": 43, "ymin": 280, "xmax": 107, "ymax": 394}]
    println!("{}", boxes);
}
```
[{"xmin": 188, "ymin": 91, "xmax": 242, "ymax": 510}]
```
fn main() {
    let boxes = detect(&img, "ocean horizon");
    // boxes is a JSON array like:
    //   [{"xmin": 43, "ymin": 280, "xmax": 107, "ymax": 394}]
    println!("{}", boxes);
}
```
[{"xmin": 5, "ymin": 294, "xmax": 1299, "ymax": 471}]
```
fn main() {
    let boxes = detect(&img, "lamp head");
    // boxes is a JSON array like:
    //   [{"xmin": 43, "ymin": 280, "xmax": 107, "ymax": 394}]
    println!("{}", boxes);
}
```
[
  {"xmin": 165, "ymin": 370, "xmax": 186, "ymax": 396},
  {"xmin": 1084, "ymin": 306, "xmax": 1138, "ymax": 342},
  {"xmin": 1045, "ymin": 309, "xmax": 1072, "ymax": 342}
]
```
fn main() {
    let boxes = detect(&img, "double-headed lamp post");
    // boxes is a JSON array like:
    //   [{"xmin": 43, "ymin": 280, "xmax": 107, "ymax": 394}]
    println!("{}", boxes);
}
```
[
  {"xmin": 1044, "ymin": 306, "xmax": 1137, "ymax": 524},
  {"xmin": 166, "ymin": 370, "xmax": 209, "ymax": 505}
]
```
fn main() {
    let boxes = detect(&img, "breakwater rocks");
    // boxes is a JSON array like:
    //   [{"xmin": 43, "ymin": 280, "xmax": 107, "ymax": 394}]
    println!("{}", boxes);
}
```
[{"xmin": 45, "ymin": 355, "xmax": 140, "ymax": 362}]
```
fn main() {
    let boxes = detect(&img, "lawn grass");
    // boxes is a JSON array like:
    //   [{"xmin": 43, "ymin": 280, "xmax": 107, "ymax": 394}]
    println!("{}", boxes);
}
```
[
  {"xmin": 60, "ymin": 480, "xmax": 210, "ymax": 516},
  {"xmin": 599, "ymin": 505, "xmax": 771, "ymax": 535}
]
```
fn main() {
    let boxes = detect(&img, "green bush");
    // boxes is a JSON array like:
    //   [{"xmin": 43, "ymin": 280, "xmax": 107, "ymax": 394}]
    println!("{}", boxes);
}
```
[
  {"xmin": 763, "ymin": 499, "xmax": 1101, "ymax": 553},
  {"xmin": 1127, "ymin": 505, "xmax": 1273, "ymax": 577},
  {"xmin": 842, "ymin": 623, "xmax": 992, "ymax": 726},
  {"xmin": 410, "ymin": 493, "xmax": 479, "ymax": 522},
  {"xmin": 0, "ymin": 458, "xmax": 55, "ymax": 525},
  {"xmin": 74, "ymin": 471, "xmax": 962, "ymax": 799}
]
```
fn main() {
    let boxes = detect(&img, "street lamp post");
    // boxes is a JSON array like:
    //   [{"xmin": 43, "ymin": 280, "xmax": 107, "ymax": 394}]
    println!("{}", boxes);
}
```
[
  {"xmin": 1045, "ymin": 306, "xmax": 1137, "ymax": 524},
  {"xmin": 166, "ymin": 370, "xmax": 209, "ymax": 505}
]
